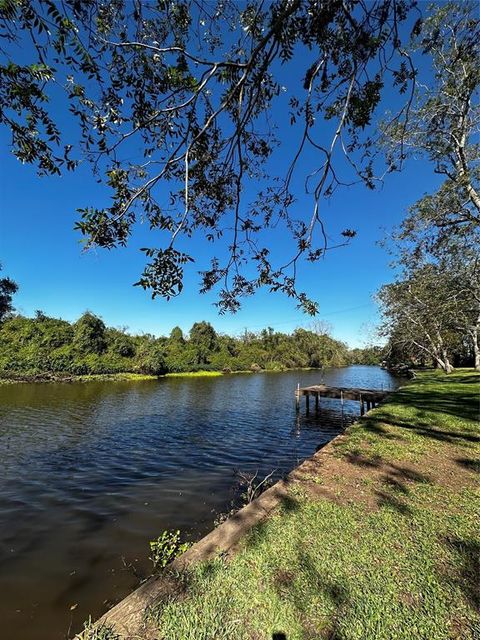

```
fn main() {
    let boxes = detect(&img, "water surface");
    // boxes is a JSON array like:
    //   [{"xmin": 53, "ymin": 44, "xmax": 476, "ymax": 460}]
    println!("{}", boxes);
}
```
[{"xmin": 0, "ymin": 366, "xmax": 401, "ymax": 639}]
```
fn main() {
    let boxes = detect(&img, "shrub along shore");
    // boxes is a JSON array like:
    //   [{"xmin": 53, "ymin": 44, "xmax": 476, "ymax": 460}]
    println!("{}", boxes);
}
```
[{"xmin": 90, "ymin": 369, "xmax": 479, "ymax": 640}]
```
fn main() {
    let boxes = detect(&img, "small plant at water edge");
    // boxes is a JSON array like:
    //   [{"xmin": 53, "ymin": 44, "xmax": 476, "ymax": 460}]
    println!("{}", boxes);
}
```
[
  {"xmin": 77, "ymin": 617, "xmax": 119, "ymax": 640},
  {"xmin": 214, "ymin": 469, "xmax": 276, "ymax": 526},
  {"xmin": 236, "ymin": 468, "xmax": 276, "ymax": 504},
  {"xmin": 149, "ymin": 530, "xmax": 191, "ymax": 570}
]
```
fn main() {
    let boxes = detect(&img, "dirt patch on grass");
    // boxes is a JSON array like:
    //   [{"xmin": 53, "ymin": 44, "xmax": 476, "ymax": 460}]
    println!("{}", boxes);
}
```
[{"xmin": 287, "ymin": 416, "xmax": 477, "ymax": 515}]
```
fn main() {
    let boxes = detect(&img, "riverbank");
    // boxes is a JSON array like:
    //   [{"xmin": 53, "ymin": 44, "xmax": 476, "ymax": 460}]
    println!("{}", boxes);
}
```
[
  {"xmin": 0, "ymin": 370, "xmax": 225, "ymax": 384},
  {"xmin": 0, "ymin": 366, "xmax": 343, "ymax": 384},
  {"xmin": 0, "ymin": 372, "xmax": 158, "ymax": 384},
  {"xmin": 89, "ymin": 369, "xmax": 479, "ymax": 640}
]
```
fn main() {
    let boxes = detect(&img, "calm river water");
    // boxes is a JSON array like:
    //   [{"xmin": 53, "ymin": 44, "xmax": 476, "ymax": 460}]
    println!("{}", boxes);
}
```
[{"xmin": 0, "ymin": 366, "xmax": 401, "ymax": 640}]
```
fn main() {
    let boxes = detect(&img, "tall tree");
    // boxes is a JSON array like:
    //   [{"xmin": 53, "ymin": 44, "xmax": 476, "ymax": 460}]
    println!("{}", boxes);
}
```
[
  {"xmin": 169, "ymin": 326, "xmax": 185, "ymax": 344},
  {"xmin": 0, "ymin": 265, "xmax": 18, "ymax": 321},
  {"xmin": 0, "ymin": 0, "xmax": 418, "ymax": 312},
  {"xmin": 73, "ymin": 311, "xmax": 107, "ymax": 354},
  {"xmin": 443, "ymin": 244, "xmax": 480, "ymax": 370},
  {"xmin": 378, "ymin": 264, "xmax": 458, "ymax": 373},
  {"xmin": 380, "ymin": 2, "xmax": 480, "ymax": 371},
  {"xmin": 385, "ymin": 0, "xmax": 480, "ymax": 258},
  {"xmin": 189, "ymin": 321, "xmax": 218, "ymax": 364}
]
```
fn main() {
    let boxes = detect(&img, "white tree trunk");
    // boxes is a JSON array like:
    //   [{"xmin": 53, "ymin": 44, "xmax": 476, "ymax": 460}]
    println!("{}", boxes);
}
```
[
  {"xmin": 471, "ymin": 327, "xmax": 480, "ymax": 372},
  {"xmin": 435, "ymin": 351, "xmax": 453, "ymax": 373}
]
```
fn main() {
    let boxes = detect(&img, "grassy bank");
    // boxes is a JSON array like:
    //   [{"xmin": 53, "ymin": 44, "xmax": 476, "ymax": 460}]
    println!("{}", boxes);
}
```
[
  {"xmin": 163, "ymin": 370, "xmax": 224, "ymax": 378},
  {"xmin": 146, "ymin": 369, "xmax": 479, "ymax": 640}
]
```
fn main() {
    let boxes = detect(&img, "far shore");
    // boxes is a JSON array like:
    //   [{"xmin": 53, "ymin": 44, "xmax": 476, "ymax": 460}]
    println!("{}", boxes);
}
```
[
  {"xmin": 0, "ymin": 371, "xmax": 223, "ymax": 385},
  {"xmin": 0, "ymin": 366, "xmax": 347, "ymax": 385}
]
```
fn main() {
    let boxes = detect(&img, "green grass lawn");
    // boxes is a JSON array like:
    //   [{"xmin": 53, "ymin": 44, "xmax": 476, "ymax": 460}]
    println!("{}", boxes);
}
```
[{"xmin": 147, "ymin": 370, "xmax": 479, "ymax": 640}]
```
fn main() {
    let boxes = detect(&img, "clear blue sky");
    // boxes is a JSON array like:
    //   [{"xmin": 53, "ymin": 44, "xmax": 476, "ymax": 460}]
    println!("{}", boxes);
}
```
[{"xmin": 0, "ymin": 9, "xmax": 439, "ymax": 348}]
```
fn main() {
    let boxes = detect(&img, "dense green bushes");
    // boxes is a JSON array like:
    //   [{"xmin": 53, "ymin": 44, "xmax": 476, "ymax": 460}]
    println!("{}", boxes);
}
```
[{"xmin": 0, "ymin": 311, "xmax": 379, "ymax": 378}]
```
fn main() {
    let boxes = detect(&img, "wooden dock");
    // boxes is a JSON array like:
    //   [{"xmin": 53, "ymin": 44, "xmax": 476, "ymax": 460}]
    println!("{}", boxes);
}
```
[{"xmin": 295, "ymin": 384, "xmax": 388, "ymax": 415}]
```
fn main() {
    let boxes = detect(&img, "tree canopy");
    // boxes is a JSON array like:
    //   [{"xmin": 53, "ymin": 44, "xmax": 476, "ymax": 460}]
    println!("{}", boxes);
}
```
[
  {"xmin": 379, "ymin": 1, "xmax": 480, "ymax": 372},
  {"xmin": 384, "ymin": 0, "xmax": 480, "ymax": 260},
  {"xmin": 0, "ymin": 0, "xmax": 419, "ymax": 312},
  {"xmin": 0, "ymin": 265, "xmax": 18, "ymax": 321}
]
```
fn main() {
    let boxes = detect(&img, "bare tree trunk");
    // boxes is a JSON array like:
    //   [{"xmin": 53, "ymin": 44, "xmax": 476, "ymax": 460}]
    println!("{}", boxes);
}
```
[
  {"xmin": 435, "ymin": 329, "xmax": 454, "ymax": 374},
  {"xmin": 440, "ymin": 348, "xmax": 454, "ymax": 374},
  {"xmin": 471, "ymin": 327, "xmax": 480, "ymax": 372},
  {"xmin": 433, "ymin": 353, "xmax": 452, "ymax": 373},
  {"xmin": 411, "ymin": 338, "xmax": 452, "ymax": 373},
  {"xmin": 428, "ymin": 345, "xmax": 449, "ymax": 372}
]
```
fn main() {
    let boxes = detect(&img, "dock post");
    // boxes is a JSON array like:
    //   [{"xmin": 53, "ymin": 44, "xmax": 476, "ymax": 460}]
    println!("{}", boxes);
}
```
[
  {"xmin": 360, "ymin": 395, "xmax": 364, "ymax": 416},
  {"xmin": 315, "ymin": 392, "xmax": 319, "ymax": 412},
  {"xmin": 306, "ymin": 393, "xmax": 310, "ymax": 414},
  {"xmin": 295, "ymin": 383, "xmax": 300, "ymax": 412}
]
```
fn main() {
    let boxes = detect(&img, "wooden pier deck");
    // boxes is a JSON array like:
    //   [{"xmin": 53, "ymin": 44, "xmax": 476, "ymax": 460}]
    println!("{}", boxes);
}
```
[{"xmin": 295, "ymin": 384, "xmax": 388, "ymax": 415}]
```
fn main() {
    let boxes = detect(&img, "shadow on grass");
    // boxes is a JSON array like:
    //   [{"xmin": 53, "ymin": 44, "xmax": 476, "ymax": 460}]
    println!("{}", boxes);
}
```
[
  {"xmin": 344, "ymin": 452, "xmax": 431, "ymax": 516},
  {"xmin": 450, "ymin": 375, "xmax": 480, "ymax": 384},
  {"xmin": 374, "ymin": 490, "xmax": 412, "ymax": 515},
  {"xmin": 238, "ymin": 491, "xmax": 302, "ymax": 554},
  {"xmin": 388, "ymin": 384, "xmax": 479, "ymax": 423},
  {"xmin": 272, "ymin": 551, "xmax": 349, "ymax": 640},
  {"xmin": 280, "ymin": 493, "xmax": 300, "ymax": 512},
  {"xmin": 443, "ymin": 536, "xmax": 480, "ymax": 610},
  {"xmin": 360, "ymin": 414, "xmax": 480, "ymax": 445},
  {"xmin": 344, "ymin": 452, "xmax": 430, "ymax": 483},
  {"xmin": 456, "ymin": 458, "xmax": 480, "ymax": 474}
]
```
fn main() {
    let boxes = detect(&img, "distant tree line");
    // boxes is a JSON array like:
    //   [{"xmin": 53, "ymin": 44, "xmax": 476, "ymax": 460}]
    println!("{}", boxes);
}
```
[{"xmin": 0, "ymin": 310, "xmax": 380, "ymax": 379}]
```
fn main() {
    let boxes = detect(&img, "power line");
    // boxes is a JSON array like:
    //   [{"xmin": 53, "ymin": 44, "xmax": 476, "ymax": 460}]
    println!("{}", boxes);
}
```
[{"xmin": 228, "ymin": 303, "xmax": 373, "ymax": 333}]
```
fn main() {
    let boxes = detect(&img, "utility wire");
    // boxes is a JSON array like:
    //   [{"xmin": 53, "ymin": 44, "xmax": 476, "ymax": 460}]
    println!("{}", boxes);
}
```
[{"xmin": 228, "ymin": 303, "xmax": 373, "ymax": 333}]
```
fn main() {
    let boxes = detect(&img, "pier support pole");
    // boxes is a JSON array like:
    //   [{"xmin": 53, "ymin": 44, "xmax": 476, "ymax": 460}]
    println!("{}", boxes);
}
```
[
  {"xmin": 295, "ymin": 383, "xmax": 300, "ymax": 413},
  {"xmin": 315, "ymin": 392, "xmax": 319, "ymax": 412},
  {"xmin": 306, "ymin": 394, "xmax": 310, "ymax": 414},
  {"xmin": 360, "ymin": 395, "xmax": 365, "ymax": 416}
]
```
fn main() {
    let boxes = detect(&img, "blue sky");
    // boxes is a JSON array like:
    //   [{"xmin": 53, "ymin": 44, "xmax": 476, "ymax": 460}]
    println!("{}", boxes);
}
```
[{"xmin": 0, "ymin": 7, "xmax": 440, "ymax": 347}]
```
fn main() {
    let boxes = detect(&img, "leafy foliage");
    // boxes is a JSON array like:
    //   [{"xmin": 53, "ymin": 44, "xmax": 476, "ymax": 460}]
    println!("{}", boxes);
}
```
[
  {"xmin": 0, "ymin": 0, "xmax": 418, "ymax": 312},
  {"xmin": 379, "ymin": 2, "xmax": 480, "ymax": 372},
  {"xmin": 73, "ymin": 312, "xmax": 107, "ymax": 354},
  {"xmin": 0, "ymin": 311, "xmax": 363, "ymax": 378},
  {"xmin": 385, "ymin": 1, "xmax": 480, "ymax": 250},
  {"xmin": 149, "ymin": 530, "xmax": 191, "ymax": 570},
  {"xmin": 0, "ymin": 265, "xmax": 18, "ymax": 321}
]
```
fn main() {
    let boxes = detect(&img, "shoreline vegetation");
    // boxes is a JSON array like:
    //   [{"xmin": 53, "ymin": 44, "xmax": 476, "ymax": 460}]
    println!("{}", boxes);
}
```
[
  {"xmin": 0, "ymin": 366, "xmax": 357, "ymax": 385},
  {"xmin": 0, "ymin": 370, "xmax": 224, "ymax": 384},
  {"xmin": 0, "ymin": 311, "xmax": 382, "ymax": 384},
  {"xmin": 88, "ymin": 369, "xmax": 479, "ymax": 640}
]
